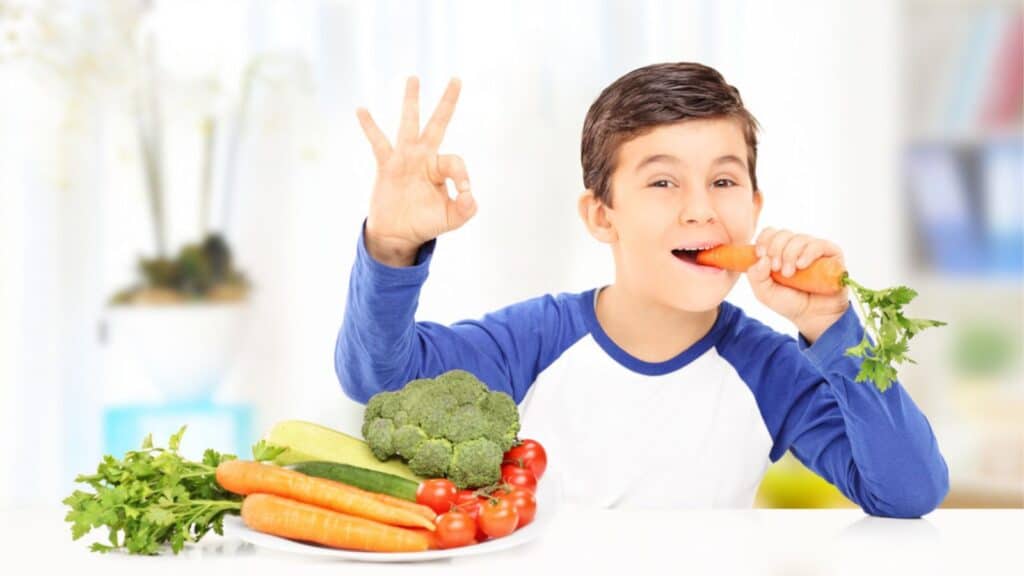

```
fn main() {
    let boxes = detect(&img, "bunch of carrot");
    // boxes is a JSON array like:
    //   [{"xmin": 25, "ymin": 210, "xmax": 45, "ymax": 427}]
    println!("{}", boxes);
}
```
[{"xmin": 216, "ymin": 459, "xmax": 440, "ymax": 553}]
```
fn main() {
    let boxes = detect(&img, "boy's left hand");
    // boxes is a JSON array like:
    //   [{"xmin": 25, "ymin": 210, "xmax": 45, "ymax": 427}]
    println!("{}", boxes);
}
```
[{"xmin": 748, "ymin": 227, "xmax": 850, "ymax": 344}]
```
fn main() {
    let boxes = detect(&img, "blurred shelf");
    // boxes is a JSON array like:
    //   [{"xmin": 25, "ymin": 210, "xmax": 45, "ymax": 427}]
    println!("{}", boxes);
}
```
[
  {"xmin": 909, "ymin": 271, "xmax": 1024, "ymax": 294},
  {"xmin": 942, "ymin": 478, "xmax": 1024, "ymax": 508},
  {"xmin": 907, "ymin": 0, "xmax": 1024, "ymax": 10},
  {"xmin": 906, "ymin": 128, "xmax": 1023, "ymax": 148}
]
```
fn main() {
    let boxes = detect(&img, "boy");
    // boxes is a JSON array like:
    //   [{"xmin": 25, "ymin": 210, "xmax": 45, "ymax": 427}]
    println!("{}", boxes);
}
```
[{"xmin": 336, "ymin": 63, "xmax": 949, "ymax": 517}]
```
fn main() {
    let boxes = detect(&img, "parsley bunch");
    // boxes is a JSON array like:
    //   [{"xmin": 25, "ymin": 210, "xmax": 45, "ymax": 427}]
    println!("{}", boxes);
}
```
[
  {"xmin": 842, "ymin": 276, "xmax": 947, "ymax": 393},
  {"xmin": 63, "ymin": 426, "xmax": 285, "ymax": 555}
]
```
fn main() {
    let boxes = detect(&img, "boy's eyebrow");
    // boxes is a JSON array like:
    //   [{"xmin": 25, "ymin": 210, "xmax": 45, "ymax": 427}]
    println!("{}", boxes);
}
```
[{"xmin": 634, "ymin": 154, "xmax": 748, "ymax": 173}]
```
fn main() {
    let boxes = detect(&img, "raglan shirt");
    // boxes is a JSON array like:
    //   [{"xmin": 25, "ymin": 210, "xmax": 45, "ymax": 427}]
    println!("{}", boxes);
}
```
[{"xmin": 335, "ymin": 222, "xmax": 950, "ymax": 517}]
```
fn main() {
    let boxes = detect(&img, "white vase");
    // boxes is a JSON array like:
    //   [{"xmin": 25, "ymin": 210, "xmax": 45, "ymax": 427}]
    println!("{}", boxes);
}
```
[{"xmin": 103, "ymin": 301, "xmax": 250, "ymax": 403}]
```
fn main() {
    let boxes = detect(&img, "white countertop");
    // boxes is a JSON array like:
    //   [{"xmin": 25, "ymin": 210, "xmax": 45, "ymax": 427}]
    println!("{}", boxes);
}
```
[{"xmin": 3, "ymin": 506, "xmax": 1021, "ymax": 576}]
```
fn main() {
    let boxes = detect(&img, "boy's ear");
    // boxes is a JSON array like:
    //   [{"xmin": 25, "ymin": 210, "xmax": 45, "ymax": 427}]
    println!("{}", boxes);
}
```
[
  {"xmin": 578, "ymin": 189, "xmax": 618, "ymax": 244},
  {"xmin": 752, "ymin": 189, "xmax": 764, "ymax": 226}
]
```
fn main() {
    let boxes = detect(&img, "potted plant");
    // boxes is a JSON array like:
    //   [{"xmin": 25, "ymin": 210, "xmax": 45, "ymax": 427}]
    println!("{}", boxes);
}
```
[{"xmin": 103, "ymin": 9, "xmax": 252, "ymax": 404}]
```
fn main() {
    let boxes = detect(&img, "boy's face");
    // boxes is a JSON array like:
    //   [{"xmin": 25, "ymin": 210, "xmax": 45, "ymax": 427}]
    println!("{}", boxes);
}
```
[{"xmin": 589, "ymin": 117, "xmax": 763, "ymax": 312}]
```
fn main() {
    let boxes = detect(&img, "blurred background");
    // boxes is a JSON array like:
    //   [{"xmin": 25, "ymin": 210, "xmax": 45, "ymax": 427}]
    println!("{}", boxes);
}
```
[{"xmin": 0, "ymin": 0, "xmax": 1020, "ymax": 510}]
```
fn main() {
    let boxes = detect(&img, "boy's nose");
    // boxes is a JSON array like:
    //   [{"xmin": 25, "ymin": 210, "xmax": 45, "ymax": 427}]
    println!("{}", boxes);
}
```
[
  {"xmin": 682, "ymin": 211, "xmax": 716, "ymax": 224},
  {"xmin": 680, "ymin": 196, "xmax": 716, "ymax": 224}
]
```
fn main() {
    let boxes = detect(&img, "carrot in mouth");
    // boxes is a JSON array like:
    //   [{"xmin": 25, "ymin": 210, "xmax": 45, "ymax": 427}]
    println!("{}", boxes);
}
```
[{"xmin": 695, "ymin": 244, "xmax": 846, "ymax": 296}]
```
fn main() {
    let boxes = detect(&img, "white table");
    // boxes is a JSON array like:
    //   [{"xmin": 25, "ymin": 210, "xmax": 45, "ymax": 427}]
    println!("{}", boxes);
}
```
[{"xmin": 3, "ymin": 506, "xmax": 1020, "ymax": 576}]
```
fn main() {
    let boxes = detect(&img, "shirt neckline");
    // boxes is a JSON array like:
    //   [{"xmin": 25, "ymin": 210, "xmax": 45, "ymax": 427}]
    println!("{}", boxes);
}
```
[{"xmin": 582, "ymin": 286, "xmax": 735, "ymax": 376}]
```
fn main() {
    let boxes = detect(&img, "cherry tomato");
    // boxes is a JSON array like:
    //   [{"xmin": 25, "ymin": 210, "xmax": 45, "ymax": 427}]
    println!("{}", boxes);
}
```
[
  {"xmin": 501, "ymin": 487, "xmax": 537, "ymax": 528},
  {"xmin": 503, "ymin": 439, "xmax": 548, "ymax": 480},
  {"xmin": 416, "ymin": 479, "xmax": 458, "ymax": 515},
  {"xmin": 501, "ymin": 464, "xmax": 538, "ymax": 493},
  {"xmin": 435, "ymin": 510, "xmax": 476, "ymax": 549},
  {"xmin": 478, "ymin": 497, "xmax": 518, "ymax": 539},
  {"xmin": 454, "ymin": 490, "xmax": 488, "ymax": 542}
]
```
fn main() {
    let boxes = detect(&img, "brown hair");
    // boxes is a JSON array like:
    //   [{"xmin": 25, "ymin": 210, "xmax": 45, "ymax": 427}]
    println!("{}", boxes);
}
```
[{"xmin": 581, "ymin": 62, "xmax": 761, "ymax": 207}]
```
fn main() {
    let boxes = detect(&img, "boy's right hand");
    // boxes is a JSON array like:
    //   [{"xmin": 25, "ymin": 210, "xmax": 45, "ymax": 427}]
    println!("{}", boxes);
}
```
[{"xmin": 357, "ymin": 77, "xmax": 476, "ymax": 267}]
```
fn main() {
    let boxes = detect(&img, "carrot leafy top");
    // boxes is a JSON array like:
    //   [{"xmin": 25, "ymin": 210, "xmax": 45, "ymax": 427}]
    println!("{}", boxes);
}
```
[
  {"xmin": 63, "ymin": 426, "xmax": 286, "ymax": 555},
  {"xmin": 841, "ymin": 276, "xmax": 947, "ymax": 393}
]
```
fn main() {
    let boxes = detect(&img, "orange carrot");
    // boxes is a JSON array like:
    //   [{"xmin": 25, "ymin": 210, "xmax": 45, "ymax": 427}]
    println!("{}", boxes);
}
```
[
  {"xmin": 407, "ymin": 527, "xmax": 442, "ymax": 550},
  {"xmin": 696, "ymin": 244, "xmax": 847, "ymax": 296},
  {"xmin": 365, "ymin": 492, "xmax": 437, "ymax": 524},
  {"xmin": 216, "ymin": 460, "xmax": 435, "ymax": 531},
  {"xmin": 241, "ymin": 493, "xmax": 430, "ymax": 553}
]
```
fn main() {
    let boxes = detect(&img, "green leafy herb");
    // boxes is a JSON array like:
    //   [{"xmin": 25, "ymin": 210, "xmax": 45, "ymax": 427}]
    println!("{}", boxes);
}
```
[
  {"xmin": 842, "ymin": 276, "xmax": 947, "ymax": 393},
  {"xmin": 63, "ymin": 426, "xmax": 285, "ymax": 555},
  {"xmin": 251, "ymin": 439, "xmax": 287, "ymax": 462}
]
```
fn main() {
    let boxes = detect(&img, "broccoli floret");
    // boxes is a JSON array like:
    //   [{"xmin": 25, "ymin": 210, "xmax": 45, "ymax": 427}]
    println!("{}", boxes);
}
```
[
  {"xmin": 362, "ymin": 370, "xmax": 522, "ymax": 488},
  {"xmin": 391, "ymin": 409, "xmax": 411, "ymax": 429},
  {"xmin": 364, "ymin": 391, "xmax": 395, "ymax": 421},
  {"xmin": 392, "ymin": 424, "xmax": 428, "ymax": 458},
  {"xmin": 408, "ymin": 438, "xmax": 453, "ymax": 478},
  {"xmin": 442, "ymin": 369, "xmax": 489, "ymax": 405},
  {"xmin": 448, "ymin": 438, "xmax": 503, "ymax": 489},
  {"xmin": 362, "ymin": 391, "xmax": 404, "ymax": 437},
  {"xmin": 408, "ymin": 393, "xmax": 457, "ymax": 429},
  {"xmin": 378, "ymin": 393, "xmax": 404, "ymax": 419},
  {"xmin": 416, "ymin": 405, "xmax": 450, "ymax": 439},
  {"xmin": 445, "ymin": 404, "xmax": 488, "ymax": 443},
  {"xmin": 364, "ymin": 418, "xmax": 396, "ymax": 461},
  {"xmin": 398, "ymin": 379, "xmax": 434, "ymax": 412},
  {"xmin": 480, "ymin": 391, "xmax": 521, "ymax": 451}
]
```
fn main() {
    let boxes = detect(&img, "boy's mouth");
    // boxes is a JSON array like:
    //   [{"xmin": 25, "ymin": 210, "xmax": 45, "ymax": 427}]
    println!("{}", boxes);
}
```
[
  {"xmin": 671, "ymin": 248, "xmax": 706, "ymax": 265},
  {"xmin": 671, "ymin": 244, "xmax": 725, "ymax": 273}
]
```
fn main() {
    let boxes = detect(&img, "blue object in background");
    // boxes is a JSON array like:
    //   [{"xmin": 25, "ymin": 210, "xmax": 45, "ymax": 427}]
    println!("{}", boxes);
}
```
[
  {"xmin": 981, "ymin": 137, "xmax": 1023, "ymax": 276},
  {"xmin": 906, "ymin": 144, "xmax": 986, "ymax": 274},
  {"xmin": 104, "ymin": 402, "xmax": 255, "ymax": 461}
]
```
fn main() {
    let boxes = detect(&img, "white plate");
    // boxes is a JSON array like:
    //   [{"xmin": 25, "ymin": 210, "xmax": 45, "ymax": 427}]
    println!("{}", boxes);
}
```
[{"xmin": 225, "ymin": 467, "xmax": 561, "ymax": 563}]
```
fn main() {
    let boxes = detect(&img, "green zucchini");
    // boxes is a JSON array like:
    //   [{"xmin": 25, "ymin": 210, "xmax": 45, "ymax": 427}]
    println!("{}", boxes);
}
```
[{"xmin": 288, "ymin": 461, "xmax": 420, "ymax": 502}]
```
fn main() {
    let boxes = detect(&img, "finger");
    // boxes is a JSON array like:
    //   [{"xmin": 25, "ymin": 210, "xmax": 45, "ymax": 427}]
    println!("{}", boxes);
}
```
[
  {"xmin": 355, "ymin": 108, "xmax": 392, "ymax": 163},
  {"xmin": 754, "ymin": 227, "xmax": 776, "ymax": 258},
  {"xmin": 747, "ymin": 255, "xmax": 783, "ymax": 302},
  {"xmin": 780, "ymin": 234, "xmax": 811, "ymax": 277},
  {"xmin": 398, "ymin": 76, "xmax": 420, "ymax": 145},
  {"xmin": 437, "ymin": 154, "xmax": 475, "ymax": 230},
  {"xmin": 437, "ymin": 154, "xmax": 471, "ymax": 194},
  {"xmin": 766, "ymin": 229, "xmax": 795, "ymax": 271},
  {"xmin": 794, "ymin": 241, "xmax": 826, "ymax": 270},
  {"xmin": 747, "ymin": 254, "xmax": 772, "ymax": 284},
  {"xmin": 446, "ymin": 188, "xmax": 477, "ymax": 231},
  {"xmin": 421, "ymin": 78, "xmax": 462, "ymax": 150}
]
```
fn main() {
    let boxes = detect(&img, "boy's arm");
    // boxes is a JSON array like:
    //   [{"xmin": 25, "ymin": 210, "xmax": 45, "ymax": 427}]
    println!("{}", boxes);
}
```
[
  {"xmin": 761, "ymin": 305, "xmax": 950, "ymax": 518},
  {"xmin": 335, "ymin": 220, "xmax": 584, "ymax": 405}
]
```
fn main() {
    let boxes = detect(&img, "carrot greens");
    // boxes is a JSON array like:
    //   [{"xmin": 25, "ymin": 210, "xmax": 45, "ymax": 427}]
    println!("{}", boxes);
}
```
[{"xmin": 841, "ymin": 277, "xmax": 947, "ymax": 393}]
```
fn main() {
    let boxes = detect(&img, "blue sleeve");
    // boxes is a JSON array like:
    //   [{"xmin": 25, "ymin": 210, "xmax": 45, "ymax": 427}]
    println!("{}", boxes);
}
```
[
  {"xmin": 334, "ymin": 220, "xmax": 586, "ymax": 405},
  {"xmin": 729, "ymin": 304, "xmax": 950, "ymax": 518}
]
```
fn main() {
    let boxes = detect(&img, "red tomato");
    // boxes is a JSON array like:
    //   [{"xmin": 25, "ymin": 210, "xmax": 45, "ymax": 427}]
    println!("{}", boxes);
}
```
[
  {"xmin": 501, "ymin": 487, "xmax": 537, "ymax": 528},
  {"xmin": 454, "ymin": 490, "xmax": 488, "ymax": 542},
  {"xmin": 501, "ymin": 464, "xmax": 538, "ymax": 493},
  {"xmin": 478, "ymin": 498, "xmax": 518, "ymax": 539},
  {"xmin": 503, "ymin": 439, "xmax": 548, "ymax": 480},
  {"xmin": 435, "ymin": 510, "xmax": 476, "ymax": 549},
  {"xmin": 416, "ymin": 479, "xmax": 458, "ymax": 515}
]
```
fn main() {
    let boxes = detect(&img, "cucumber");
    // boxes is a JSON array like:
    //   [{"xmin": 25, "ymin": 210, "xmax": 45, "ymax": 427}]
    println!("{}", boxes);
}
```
[
  {"xmin": 288, "ymin": 461, "xmax": 420, "ymax": 502},
  {"xmin": 265, "ymin": 420, "xmax": 424, "ymax": 483}
]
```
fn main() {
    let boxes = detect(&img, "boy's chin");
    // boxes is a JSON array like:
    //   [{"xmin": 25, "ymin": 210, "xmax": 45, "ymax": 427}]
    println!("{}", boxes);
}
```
[{"xmin": 662, "ymin": 284, "xmax": 732, "ymax": 313}]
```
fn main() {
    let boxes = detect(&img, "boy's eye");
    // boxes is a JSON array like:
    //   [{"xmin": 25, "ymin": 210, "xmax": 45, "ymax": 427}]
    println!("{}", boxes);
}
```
[
  {"xmin": 714, "ymin": 179, "xmax": 737, "ymax": 188},
  {"xmin": 650, "ymin": 180, "xmax": 675, "ymax": 188}
]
